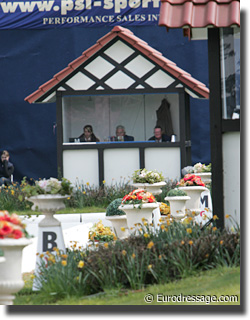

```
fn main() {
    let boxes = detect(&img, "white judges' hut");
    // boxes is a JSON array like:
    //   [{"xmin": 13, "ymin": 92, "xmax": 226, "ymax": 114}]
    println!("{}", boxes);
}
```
[{"xmin": 25, "ymin": 26, "xmax": 209, "ymax": 186}]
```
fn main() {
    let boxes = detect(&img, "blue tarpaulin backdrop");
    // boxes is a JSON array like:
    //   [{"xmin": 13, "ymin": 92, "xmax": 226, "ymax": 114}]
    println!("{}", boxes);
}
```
[{"xmin": 0, "ymin": 25, "xmax": 210, "ymax": 182}]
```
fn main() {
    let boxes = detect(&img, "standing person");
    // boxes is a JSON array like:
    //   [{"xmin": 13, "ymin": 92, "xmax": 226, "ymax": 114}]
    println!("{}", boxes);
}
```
[
  {"xmin": 0, "ymin": 150, "xmax": 14, "ymax": 186},
  {"xmin": 148, "ymin": 126, "xmax": 171, "ymax": 142},
  {"xmin": 78, "ymin": 125, "xmax": 100, "ymax": 142},
  {"xmin": 115, "ymin": 125, "xmax": 134, "ymax": 141}
]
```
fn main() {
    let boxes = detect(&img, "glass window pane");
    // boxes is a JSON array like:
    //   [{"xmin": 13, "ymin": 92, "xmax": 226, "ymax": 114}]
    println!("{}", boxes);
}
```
[{"xmin": 220, "ymin": 28, "xmax": 240, "ymax": 119}]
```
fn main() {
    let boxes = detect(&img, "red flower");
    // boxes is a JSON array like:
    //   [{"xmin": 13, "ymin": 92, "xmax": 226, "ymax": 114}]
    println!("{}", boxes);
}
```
[
  {"xmin": 12, "ymin": 229, "xmax": 24, "ymax": 239},
  {"xmin": 184, "ymin": 174, "xmax": 195, "ymax": 181},
  {"xmin": 0, "ymin": 224, "xmax": 13, "ymax": 235}
]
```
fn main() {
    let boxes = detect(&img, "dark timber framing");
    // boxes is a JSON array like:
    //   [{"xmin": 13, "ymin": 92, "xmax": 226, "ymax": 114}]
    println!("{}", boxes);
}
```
[
  {"xmin": 208, "ymin": 28, "xmax": 240, "ymax": 229},
  {"xmin": 56, "ymin": 88, "xmax": 191, "ymax": 187}
]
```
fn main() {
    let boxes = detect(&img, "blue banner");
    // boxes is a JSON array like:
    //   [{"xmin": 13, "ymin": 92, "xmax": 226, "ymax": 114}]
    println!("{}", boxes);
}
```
[{"xmin": 0, "ymin": 0, "xmax": 161, "ymax": 29}]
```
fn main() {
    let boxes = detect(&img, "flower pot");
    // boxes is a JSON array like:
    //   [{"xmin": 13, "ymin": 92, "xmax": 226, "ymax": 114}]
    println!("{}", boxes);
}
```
[
  {"xmin": 119, "ymin": 203, "xmax": 158, "ymax": 234},
  {"xmin": 0, "ymin": 238, "xmax": 32, "ymax": 305},
  {"xmin": 164, "ymin": 196, "xmax": 191, "ymax": 220},
  {"xmin": 132, "ymin": 182, "xmax": 166, "ymax": 195},
  {"xmin": 178, "ymin": 186, "xmax": 208, "ymax": 216},
  {"xmin": 28, "ymin": 194, "xmax": 68, "ymax": 212},
  {"xmin": 193, "ymin": 173, "xmax": 212, "ymax": 184},
  {"xmin": 105, "ymin": 216, "xmax": 129, "ymax": 239}
]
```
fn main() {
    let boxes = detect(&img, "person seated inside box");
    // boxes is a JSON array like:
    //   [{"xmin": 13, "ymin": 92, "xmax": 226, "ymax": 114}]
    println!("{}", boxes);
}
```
[
  {"xmin": 78, "ymin": 125, "xmax": 100, "ymax": 142},
  {"xmin": 0, "ymin": 150, "xmax": 14, "ymax": 186},
  {"xmin": 115, "ymin": 125, "xmax": 134, "ymax": 141},
  {"xmin": 148, "ymin": 126, "xmax": 171, "ymax": 142}
]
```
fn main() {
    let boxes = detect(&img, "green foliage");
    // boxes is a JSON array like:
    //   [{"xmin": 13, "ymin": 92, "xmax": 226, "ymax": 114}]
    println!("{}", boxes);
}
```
[
  {"xmin": 0, "ymin": 183, "xmax": 32, "ymax": 211},
  {"xmin": 105, "ymin": 198, "xmax": 124, "ymax": 216},
  {"xmin": 67, "ymin": 178, "xmax": 133, "ymax": 209},
  {"xmin": 32, "ymin": 220, "xmax": 240, "ymax": 302},
  {"xmin": 166, "ymin": 188, "xmax": 187, "ymax": 197}
]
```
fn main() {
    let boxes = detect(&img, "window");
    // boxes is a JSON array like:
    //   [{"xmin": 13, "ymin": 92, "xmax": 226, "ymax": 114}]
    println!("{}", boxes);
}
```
[
  {"xmin": 62, "ymin": 94, "xmax": 179, "ymax": 143},
  {"xmin": 220, "ymin": 28, "xmax": 240, "ymax": 119}
]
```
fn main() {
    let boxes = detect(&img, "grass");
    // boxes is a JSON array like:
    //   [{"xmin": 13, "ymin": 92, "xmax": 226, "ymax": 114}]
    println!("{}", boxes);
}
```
[
  {"xmin": 12, "ymin": 206, "xmax": 106, "ymax": 216},
  {"xmin": 14, "ymin": 266, "xmax": 240, "ymax": 305}
]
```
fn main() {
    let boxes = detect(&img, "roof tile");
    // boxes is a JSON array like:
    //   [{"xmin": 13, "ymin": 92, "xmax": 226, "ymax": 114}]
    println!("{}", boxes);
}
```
[
  {"xmin": 25, "ymin": 26, "xmax": 209, "ymax": 104},
  {"xmin": 159, "ymin": 0, "xmax": 240, "ymax": 28}
]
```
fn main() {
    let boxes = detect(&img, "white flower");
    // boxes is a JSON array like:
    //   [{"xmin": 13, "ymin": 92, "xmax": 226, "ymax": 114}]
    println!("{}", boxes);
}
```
[{"xmin": 193, "ymin": 163, "xmax": 204, "ymax": 173}]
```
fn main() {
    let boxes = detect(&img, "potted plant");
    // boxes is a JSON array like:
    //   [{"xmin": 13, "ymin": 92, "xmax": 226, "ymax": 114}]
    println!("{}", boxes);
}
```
[
  {"xmin": 21, "ymin": 177, "xmax": 73, "ymax": 225},
  {"xmin": 164, "ymin": 189, "xmax": 190, "ymax": 220},
  {"xmin": 182, "ymin": 163, "xmax": 212, "ymax": 185},
  {"xmin": 131, "ymin": 168, "xmax": 166, "ymax": 195},
  {"xmin": 105, "ymin": 198, "xmax": 128, "ymax": 239},
  {"xmin": 177, "ymin": 174, "xmax": 208, "ymax": 216},
  {"xmin": 88, "ymin": 220, "xmax": 117, "ymax": 244},
  {"xmin": 0, "ymin": 210, "xmax": 32, "ymax": 305},
  {"xmin": 119, "ymin": 189, "xmax": 158, "ymax": 233}
]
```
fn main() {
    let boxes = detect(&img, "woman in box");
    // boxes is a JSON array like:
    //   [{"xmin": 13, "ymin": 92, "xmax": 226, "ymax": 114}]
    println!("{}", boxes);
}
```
[{"xmin": 78, "ymin": 125, "xmax": 100, "ymax": 142}]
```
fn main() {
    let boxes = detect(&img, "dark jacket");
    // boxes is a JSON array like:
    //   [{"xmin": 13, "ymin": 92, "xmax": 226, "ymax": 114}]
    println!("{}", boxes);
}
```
[
  {"xmin": 0, "ymin": 160, "xmax": 14, "ymax": 178},
  {"xmin": 124, "ymin": 135, "xmax": 134, "ymax": 141},
  {"xmin": 148, "ymin": 134, "xmax": 171, "ymax": 142},
  {"xmin": 78, "ymin": 133, "xmax": 100, "ymax": 142}
]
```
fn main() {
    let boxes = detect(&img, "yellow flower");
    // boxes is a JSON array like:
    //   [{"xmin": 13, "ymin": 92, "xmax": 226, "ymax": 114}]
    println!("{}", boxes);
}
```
[
  {"xmin": 147, "ymin": 241, "xmax": 154, "ymax": 249},
  {"xmin": 104, "ymin": 243, "xmax": 109, "ymax": 248},
  {"xmin": 186, "ymin": 228, "xmax": 192, "ymax": 234},
  {"xmin": 213, "ymin": 215, "xmax": 219, "ymax": 220},
  {"xmin": 102, "ymin": 180, "xmax": 106, "ymax": 184},
  {"xmin": 83, "ymin": 191, "xmax": 86, "ymax": 194},
  {"xmin": 61, "ymin": 260, "xmax": 67, "ymax": 266},
  {"xmin": 220, "ymin": 240, "xmax": 224, "ymax": 245},
  {"xmin": 147, "ymin": 264, "xmax": 152, "ymax": 270},
  {"xmin": 132, "ymin": 253, "xmax": 136, "ymax": 259},
  {"xmin": 188, "ymin": 240, "xmax": 193, "ymax": 246},
  {"xmin": 61, "ymin": 254, "xmax": 68, "ymax": 259},
  {"xmin": 122, "ymin": 250, "xmax": 127, "ymax": 256},
  {"xmin": 11, "ymin": 190, "xmax": 15, "ymax": 195},
  {"xmin": 212, "ymin": 227, "xmax": 217, "ymax": 232},
  {"xmin": 158, "ymin": 255, "xmax": 162, "ymax": 260},
  {"xmin": 121, "ymin": 227, "xmax": 125, "ymax": 232},
  {"xmin": 225, "ymin": 214, "xmax": 230, "ymax": 219},
  {"xmin": 78, "ymin": 260, "xmax": 84, "ymax": 268},
  {"xmin": 86, "ymin": 182, "xmax": 90, "ymax": 186},
  {"xmin": 181, "ymin": 240, "xmax": 185, "ymax": 245},
  {"xmin": 144, "ymin": 233, "xmax": 149, "ymax": 238}
]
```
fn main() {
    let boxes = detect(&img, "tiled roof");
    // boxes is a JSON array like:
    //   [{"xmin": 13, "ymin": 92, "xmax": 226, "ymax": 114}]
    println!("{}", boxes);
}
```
[
  {"xmin": 159, "ymin": 0, "xmax": 240, "ymax": 28},
  {"xmin": 25, "ymin": 26, "xmax": 209, "ymax": 103}
]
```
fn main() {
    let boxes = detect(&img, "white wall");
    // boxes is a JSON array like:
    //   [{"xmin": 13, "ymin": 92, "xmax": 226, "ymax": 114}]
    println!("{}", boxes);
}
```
[
  {"xmin": 63, "ymin": 149, "xmax": 99, "ymax": 186},
  {"xmin": 222, "ymin": 132, "xmax": 240, "ymax": 229}
]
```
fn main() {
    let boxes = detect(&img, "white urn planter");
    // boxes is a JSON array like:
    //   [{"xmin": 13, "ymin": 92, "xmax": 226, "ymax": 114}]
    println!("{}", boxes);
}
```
[
  {"xmin": 105, "ymin": 215, "xmax": 129, "ymax": 239},
  {"xmin": 132, "ymin": 182, "xmax": 166, "ymax": 195},
  {"xmin": 164, "ymin": 196, "xmax": 191, "ymax": 221},
  {"xmin": 178, "ymin": 186, "xmax": 208, "ymax": 216},
  {"xmin": 193, "ymin": 173, "xmax": 212, "ymax": 185},
  {"xmin": 0, "ymin": 238, "xmax": 32, "ymax": 305},
  {"xmin": 27, "ymin": 194, "xmax": 68, "ymax": 290},
  {"xmin": 119, "ymin": 203, "xmax": 158, "ymax": 234}
]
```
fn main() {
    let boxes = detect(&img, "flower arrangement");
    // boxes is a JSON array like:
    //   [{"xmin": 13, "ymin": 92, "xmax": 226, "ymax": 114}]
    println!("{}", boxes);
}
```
[
  {"xmin": 121, "ymin": 189, "xmax": 156, "ymax": 206},
  {"xmin": 88, "ymin": 220, "xmax": 117, "ymax": 242},
  {"xmin": 132, "ymin": 168, "xmax": 164, "ymax": 184},
  {"xmin": 182, "ymin": 163, "xmax": 211, "ymax": 175},
  {"xmin": 21, "ymin": 177, "xmax": 73, "ymax": 198},
  {"xmin": 177, "ymin": 174, "xmax": 205, "ymax": 187},
  {"xmin": 0, "ymin": 210, "xmax": 29, "ymax": 239},
  {"xmin": 159, "ymin": 202, "xmax": 170, "ymax": 215}
]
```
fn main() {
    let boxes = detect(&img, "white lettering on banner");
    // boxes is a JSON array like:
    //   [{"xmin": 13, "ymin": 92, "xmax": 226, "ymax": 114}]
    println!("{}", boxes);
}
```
[{"xmin": 0, "ymin": 0, "xmax": 161, "ymax": 14}]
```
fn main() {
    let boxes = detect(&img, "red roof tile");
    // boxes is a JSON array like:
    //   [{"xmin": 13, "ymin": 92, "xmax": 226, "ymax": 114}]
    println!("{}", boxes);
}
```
[
  {"xmin": 159, "ymin": 0, "xmax": 240, "ymax": 28},
  {"xmin": 25, "ymin": 25, "xmax": 209, "ymax": 103}
]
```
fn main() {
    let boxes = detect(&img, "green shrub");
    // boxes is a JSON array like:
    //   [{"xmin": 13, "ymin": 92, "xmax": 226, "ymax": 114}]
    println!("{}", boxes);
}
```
[
  {"xmin": 166, "ymin": 189, "xmax": 187, "ymax": 197},
  {"xmin": 106, "ymin": 198, "xmax": 124, "ymax": 216},
  {"xmin": 33, "ymin": 219, "xmax": 240, "ymax": 301}
]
